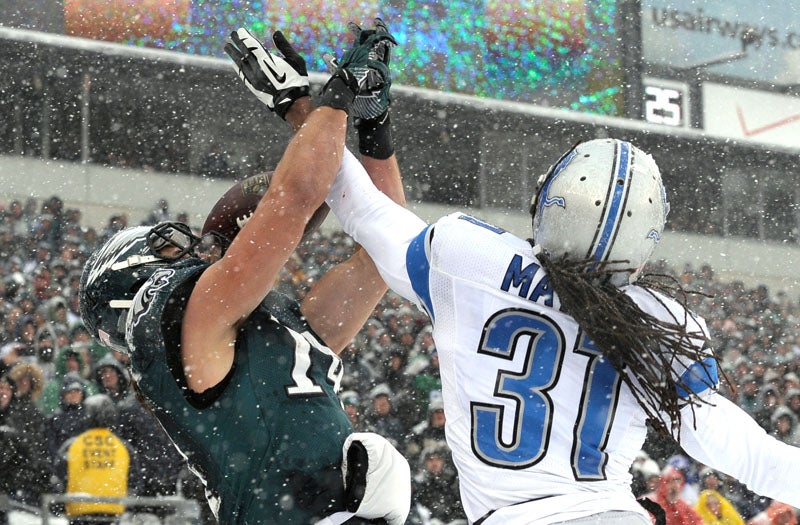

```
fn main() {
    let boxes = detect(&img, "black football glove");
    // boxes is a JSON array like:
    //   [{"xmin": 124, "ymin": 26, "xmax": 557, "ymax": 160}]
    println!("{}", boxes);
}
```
[
  {"xmin": 323, "ymin": 18, "xmax": 397, "ymax": 120},
  {"xmin": 225, "ymin": 29, "xmax": 310, "ymax": 120}
]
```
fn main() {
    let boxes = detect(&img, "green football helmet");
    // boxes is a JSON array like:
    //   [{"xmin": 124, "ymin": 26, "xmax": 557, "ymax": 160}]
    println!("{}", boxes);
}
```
[{"xmin": 79, "ymin": 222, "xmax": 204, "ymax": 354}]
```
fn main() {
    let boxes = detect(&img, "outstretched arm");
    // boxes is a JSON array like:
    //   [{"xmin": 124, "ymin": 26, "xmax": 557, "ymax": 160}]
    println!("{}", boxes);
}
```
[
  {"xmin": 300, "ymin": 21, "xmax": 407, "ymax": 353},
  {"xmin": 181, "ymin": 29, "xmax": 366, "ymax": 392},
  {"xmin": 680, "ymin": 391, "xmax": 800, "ymax": 507},
  {"xmin": 300, "ymin": 150, "xmax": 405, "ymax": 353},
  {"xmin": 325, "ymin": 149, "xmax": 428, "ymax": 303}
]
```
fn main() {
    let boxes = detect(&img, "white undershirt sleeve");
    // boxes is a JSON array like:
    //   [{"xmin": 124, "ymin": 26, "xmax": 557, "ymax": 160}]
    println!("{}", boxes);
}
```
[
  {"xmin": 680, "ymin": 391, "xmax": 800, "ymax": 506},
  {"xmin": 325, "ymin": 149, "xmax": 428, "ymax": 302}
]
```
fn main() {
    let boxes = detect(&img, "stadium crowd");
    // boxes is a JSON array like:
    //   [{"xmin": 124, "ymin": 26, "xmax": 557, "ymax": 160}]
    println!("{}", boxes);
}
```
[{"xmin": 0, "ymin": 194, "xmax": 798, "ymax": 524}]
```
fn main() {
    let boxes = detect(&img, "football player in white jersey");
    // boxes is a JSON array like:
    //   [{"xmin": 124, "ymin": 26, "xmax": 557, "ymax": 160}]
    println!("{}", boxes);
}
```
[
  {"xmin": 314, "ymin": 29, "xmax": 800, "ymax": 525},
  {"xmin": 231, "ymin": 19, "xmax": 800, "ymax": 525},
  {"xmin": 325, "ymin": 134, "xmax": 800, "ymax": 525}
]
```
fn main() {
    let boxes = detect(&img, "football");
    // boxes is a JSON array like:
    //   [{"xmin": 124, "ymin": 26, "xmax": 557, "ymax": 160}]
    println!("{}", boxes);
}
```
[{"xmin": 202, "ymin": 171, "xmax": 330, "ymax": 245}]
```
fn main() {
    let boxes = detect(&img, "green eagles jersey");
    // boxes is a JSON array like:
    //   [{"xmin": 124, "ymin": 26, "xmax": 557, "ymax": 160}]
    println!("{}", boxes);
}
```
[{"xmin": 125, "ymin": 260, "xmax": 355, "ymax": 524}]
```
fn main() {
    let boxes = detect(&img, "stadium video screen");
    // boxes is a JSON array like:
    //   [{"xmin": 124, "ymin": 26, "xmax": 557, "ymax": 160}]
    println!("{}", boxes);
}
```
[{"xmin": 61, "ymin": 0, "xmax": 623, "ymax": 115}]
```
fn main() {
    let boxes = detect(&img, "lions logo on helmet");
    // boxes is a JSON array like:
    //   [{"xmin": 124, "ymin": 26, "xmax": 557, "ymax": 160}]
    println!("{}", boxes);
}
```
[{"xmin": 530, "ymin": 138, "xmax": 670, "ymax": 284}]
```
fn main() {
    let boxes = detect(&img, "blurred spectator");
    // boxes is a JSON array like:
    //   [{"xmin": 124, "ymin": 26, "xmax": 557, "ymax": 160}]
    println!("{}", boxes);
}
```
[
  {"xmin": 695, "ymin": 489, "xmax": 745, "ymax": 525},
  {"xmin": 45, "ymin": 373, "xmax": 89, "ymax": 463},
  {"xmin": 411, "ymin": 443, "xmax": 465, "ymax": 523},
  {"xmin": 787, "ymin": 389, "xmax": 800, "ymax": 420},
  {"xmin": 92, "ymin": 353, "xmax": 186, "ymax": 505},
  {"xmin": 39, "ymin": 347, "xmax": 95, "ymax": 416},
  {"xmin": 8, "ymin": 361, "xmax": 46, "ymax": 414},
  {"xmin": 737, "ymin": 374, "xmax": 761, "ymax": 415},
  {"xmin": 754, "ymin": 385, "xmax": 782, "ymax": 431},
  {"xmin": 34, "ymin": 325, "xmax": 58, "ymax": 380},
  {"xmin": 408, "ymin": 326, "xmax": 435, "ymax": 373},
  {"xmin": 784, "ymin": 373, "xmax": 800, "ymax": 394},
  {"xmin": 340, "ymin": 390, "xmax": 362, "ymax": 429},
  {"xmin": 54, "ymin": 394, "xmax": 139, "ymax": 525},
  {"xmin": 747, "ymin": 501, "xmax": 797, "ymax": 525},
  {"xmin": 647, "ymin": 466, "xmax": 704, "ymax": 525},
  {"xmin": 104, "ymin": 214, "xmax": 128, "ymax": 238},
  {"xmin": 666, "ymin": 455, "xmax": 701, "ymax": 505},
  {"xmin": 363, "ymin": 383, "xmax": 406, "ymax": 449},
  {"xmin": 768, "ymin": 405, "xmax": 800, "ymax": 445},
  {"xmin": 382, "ymin": 344, "xmax": 411, "ymax": 395},
  {"xmin": 406, "ymin": 396, "xmax": 447, "ymax": 465},
  {"xmin": 0, "ymin": 342, "xmax": 23, "ymax": 377},
  {"xmin": 0, "ymin": 373, "xmax": 51, "ymax": 509},
  {"xmin": 338, "ymin": 339, "xmax": 381, "ymax": 396},
  {"xmin": 411, "ymin": 347, "xmax": 442, "ymax": 417},
  {"xmin": 92, "ymin": 353, "xmax": 130, "ymax": 405},
  {"xmin": 144, "ymin": 199, "xmax": 170, "ymax": 225},
  {"xmin": 700, "ymin": 468, "xmax": 728, "ymax": 496},
  {"xmin": 15, "ymin": 314, "xmax": 38, "ymax": 357},
  {"xmin": 381, "ymin": 345, "xmax": 419, "ymax": 429},
  {"xmin": 632, "ymin": 454, "xmax": 662, "ymax": 498}
]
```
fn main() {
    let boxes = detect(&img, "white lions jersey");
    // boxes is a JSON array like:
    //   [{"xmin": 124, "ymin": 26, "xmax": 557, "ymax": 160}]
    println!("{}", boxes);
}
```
[{"xmin": 327, "ymin": 149, "xmax": 800, "ymax": 523}]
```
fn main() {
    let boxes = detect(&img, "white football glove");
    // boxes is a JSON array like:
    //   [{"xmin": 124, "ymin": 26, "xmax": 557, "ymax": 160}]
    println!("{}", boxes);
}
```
[
  {"xmin": 341, "ymin": 432, "xmax": 411, "ymax": 525},
  {"xmin": 224, "ymin": 28, "xmax": 310, "ymax": 120}
]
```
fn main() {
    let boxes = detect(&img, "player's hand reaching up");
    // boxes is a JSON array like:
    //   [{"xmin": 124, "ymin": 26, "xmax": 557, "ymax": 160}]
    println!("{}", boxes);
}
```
[
  {"xmin": 319, "ymin": 18, "xmax": 397, "ymax": 115},
  {"xmin": 323, "ymin": 18, "xmax": 397, "ymax": 120},
  {"xmin": 225, "ymin": 29, "xmax": 309, "ymax": 120}
]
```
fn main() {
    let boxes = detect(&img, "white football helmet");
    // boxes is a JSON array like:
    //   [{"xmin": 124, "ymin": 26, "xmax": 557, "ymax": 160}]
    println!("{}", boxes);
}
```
[{"xmin": 530, "ymin": 138, "xmax": 669, "ymax": 283}]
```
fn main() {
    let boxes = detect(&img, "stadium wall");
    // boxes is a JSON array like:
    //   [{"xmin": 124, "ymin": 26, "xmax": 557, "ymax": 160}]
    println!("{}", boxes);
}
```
[{"xmin": 1, "ymin": 154, "xmax": 798, "ymax": 299}]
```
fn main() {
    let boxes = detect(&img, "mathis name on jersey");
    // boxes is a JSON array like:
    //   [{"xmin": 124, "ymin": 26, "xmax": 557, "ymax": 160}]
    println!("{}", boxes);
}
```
[{"xmin": 500, "ymin": 254, "xmax": 556, "ymax": 308}]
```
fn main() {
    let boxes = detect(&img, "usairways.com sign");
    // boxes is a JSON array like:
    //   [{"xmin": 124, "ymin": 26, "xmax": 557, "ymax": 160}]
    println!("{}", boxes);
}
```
[
  {"xmin": 641, "ymin": 0, "xmax": 800, "ymax": 85},
  {"xmin": 703, "ymin": 83, "xmax": 800, "ymax": 149}
]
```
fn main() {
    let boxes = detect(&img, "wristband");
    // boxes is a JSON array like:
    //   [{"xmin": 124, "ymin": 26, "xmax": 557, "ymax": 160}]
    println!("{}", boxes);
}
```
[
  {"xmin": 356, "ymin": 111, "xmax": 394, "ymax": 159},
  {"xmin": 319, "ymin": 71, "xmax": 357, "ymax": 113}
]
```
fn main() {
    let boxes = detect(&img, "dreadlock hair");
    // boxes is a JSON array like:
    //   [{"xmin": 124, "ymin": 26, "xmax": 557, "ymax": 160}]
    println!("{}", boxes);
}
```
[{"xmin": 536, "ymin": 252, "xmax": 719, "ymax": 438}]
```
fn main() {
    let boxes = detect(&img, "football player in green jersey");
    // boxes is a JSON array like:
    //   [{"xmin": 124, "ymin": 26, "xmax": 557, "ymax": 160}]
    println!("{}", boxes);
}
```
[{"xmin": 79, "ymin": 23, "xmax": 410, "ymax": 524}]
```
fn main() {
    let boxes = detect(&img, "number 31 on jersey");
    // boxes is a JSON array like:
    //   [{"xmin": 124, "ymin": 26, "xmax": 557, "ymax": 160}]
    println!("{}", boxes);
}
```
[{"xmin": 471, "ymin": 308, "xmax": 622, "ymax": 480}]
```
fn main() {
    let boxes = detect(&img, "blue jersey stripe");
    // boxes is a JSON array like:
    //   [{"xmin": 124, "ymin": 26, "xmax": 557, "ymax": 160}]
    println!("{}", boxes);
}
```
[
  {"xmin": 676, "ymin": 357, "xmax": 719, "ymax": 398},
  {"xmin": 407, "ymin": 225, "xmax": 435, "ymax": 320},
  {"xmin": 591, "ymin": 141, "xmax": 631, "ymax": 262}
]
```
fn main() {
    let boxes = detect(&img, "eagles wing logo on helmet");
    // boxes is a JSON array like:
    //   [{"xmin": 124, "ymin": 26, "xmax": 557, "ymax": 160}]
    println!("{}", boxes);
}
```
[
  {"xmin": 128, "ymin": 268, "xmax": 176, "ymax": 332},
  {"xmin": 84, "ymin": 227, "xmax": 150, "ymax": 289}
]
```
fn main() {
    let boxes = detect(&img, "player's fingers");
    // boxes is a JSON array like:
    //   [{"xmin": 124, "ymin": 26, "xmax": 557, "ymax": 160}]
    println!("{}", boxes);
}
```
[
  {"xmin": 224, "ymin": 42, "xmax": 244, "ymax": 67},
  {"xmin": 322, "ymin": 53, "xmax": 339, "ymax": 74},
  {"xmin": 348, "ymin": 21, "xmax": 362, "ymax": 39},
  {"xmin": 228, "ymin": 30, "xmax": 247, "ymax": 53},
  {"xmin": 272, "ymin": 31, "xmax": 301, "ymax": 63},
  {"xmin": 234, "ymin": 28, "xmax": 271, "ymax": 63}
]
